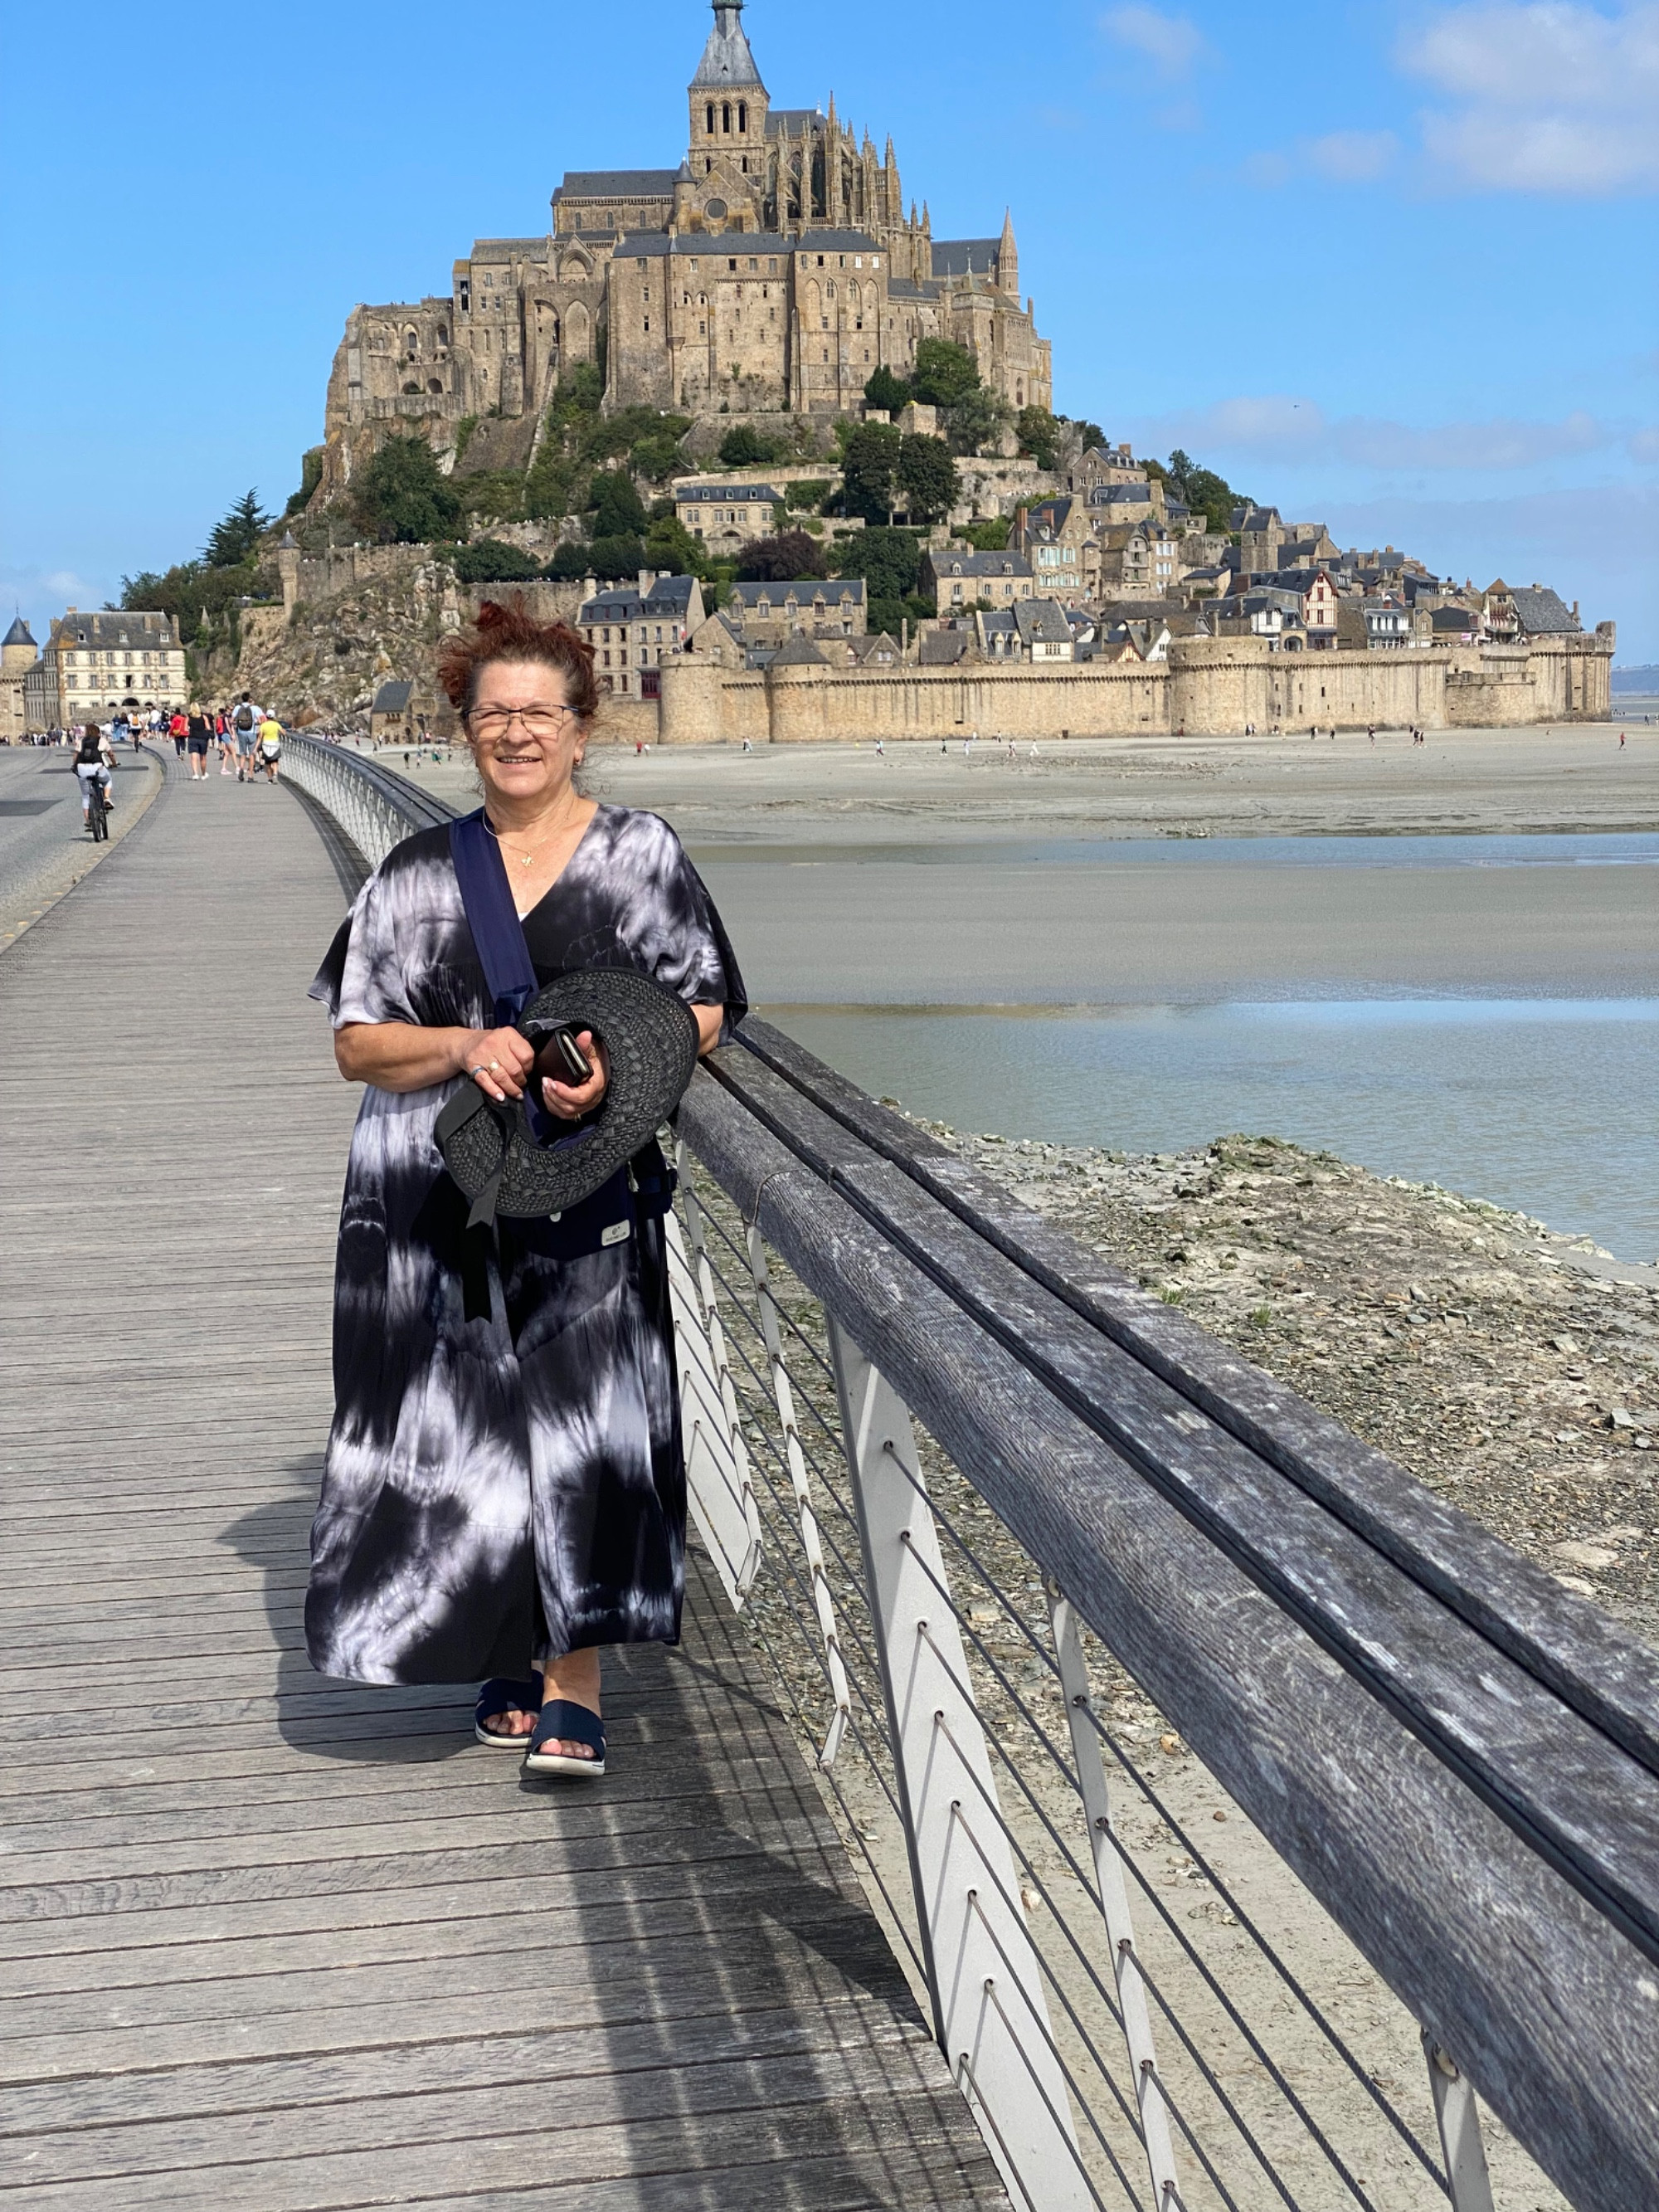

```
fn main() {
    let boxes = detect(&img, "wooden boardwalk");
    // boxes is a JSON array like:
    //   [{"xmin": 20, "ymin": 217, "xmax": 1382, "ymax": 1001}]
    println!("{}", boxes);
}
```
[{"xmin": 0, "ymin": 759, "xmax": 1009, "ymax": 2211}]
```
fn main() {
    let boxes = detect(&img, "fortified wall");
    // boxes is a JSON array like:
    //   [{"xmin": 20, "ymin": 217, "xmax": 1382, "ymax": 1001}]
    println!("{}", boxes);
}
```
[{"xmin": 651, "ymin": 629, "xmax": 1615, "ymax": 745}]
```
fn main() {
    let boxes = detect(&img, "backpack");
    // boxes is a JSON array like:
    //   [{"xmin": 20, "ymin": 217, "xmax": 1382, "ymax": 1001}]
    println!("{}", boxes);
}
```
[{"xmin": 235, "ymin": 704, "xmax": 255, "ymax": 732}]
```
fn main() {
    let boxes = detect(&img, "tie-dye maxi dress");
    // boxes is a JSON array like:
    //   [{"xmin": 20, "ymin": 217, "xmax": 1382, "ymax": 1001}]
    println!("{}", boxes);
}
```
[{"xmin": 304, "ymin": 804, "xmax": 746, "ymax": 1687}]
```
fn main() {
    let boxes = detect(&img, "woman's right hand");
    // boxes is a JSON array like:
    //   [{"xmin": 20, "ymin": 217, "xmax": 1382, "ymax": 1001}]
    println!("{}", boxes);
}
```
[{"xmin": 456, "ymin": 1026, "xmax": 537, "ymax": 1103}]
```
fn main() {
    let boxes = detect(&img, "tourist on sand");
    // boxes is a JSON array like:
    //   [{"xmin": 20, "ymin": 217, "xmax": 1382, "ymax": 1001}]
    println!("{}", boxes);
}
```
[
  {"xmin": 305, "ymin": 599, "xmax": 744, "ymax": 1778},
  {"xmin": 72, "ymin": 722, "xmax": 115, "ymax": 826},
  {"xmin": 232, "ymin": 694, "xmax": 260, "ymax": 780},
  {"xmin": 257, "ymin": 710, "xmax": 284, "ymax": 783},
  {"xmin": 183, "ymin": 707, "xmax": 211, "ymax": 781}
]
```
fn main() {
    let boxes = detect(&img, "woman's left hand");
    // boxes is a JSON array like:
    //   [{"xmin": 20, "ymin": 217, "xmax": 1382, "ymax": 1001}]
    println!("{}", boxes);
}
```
[{"xmin": 542, "ymin": 1031, "xmax": 610, "ymax": 1121}]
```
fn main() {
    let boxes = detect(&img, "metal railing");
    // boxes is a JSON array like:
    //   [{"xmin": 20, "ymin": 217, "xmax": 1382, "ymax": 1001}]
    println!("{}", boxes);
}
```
[
  {"xmin": 280, "ymin": 733, "xmax": 455, "ymax": 866},
  {"xmin": 284, "ymin": 743, "xmax": 1659, "ymax": 2212}
]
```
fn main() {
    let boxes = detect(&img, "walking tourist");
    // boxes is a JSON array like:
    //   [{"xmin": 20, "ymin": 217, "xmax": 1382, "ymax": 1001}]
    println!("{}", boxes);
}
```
[
  {"xmin": 187, "ymin": 703, "xmax": 215, "ymax": 773},
  {"xmin": 257, "ymin": 709, "xmax": 284, "ymax": 783},
  {"xmin": 169, "ymin": 709, "xmax": 187, "ymax": 759},
  {"xmin": 216, "ymin": 712, "xmax": 237, "ymax": 775},
  {"xmin": 305, "ymin": 598, "xmax": 744, "ymax": 1777},
  {"xmin": 232, "ymin": 694, "xmax": 260, "ymax": 780},
  {"xmin": 183, "ymin": 706, "xmax": 211, "ymax": 780}
]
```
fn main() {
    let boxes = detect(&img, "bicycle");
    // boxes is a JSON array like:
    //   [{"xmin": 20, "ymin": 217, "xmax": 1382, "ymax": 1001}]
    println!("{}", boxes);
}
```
[{"xmin": 85, "ymin": 776, "xmax": 109, "ymax": 843}]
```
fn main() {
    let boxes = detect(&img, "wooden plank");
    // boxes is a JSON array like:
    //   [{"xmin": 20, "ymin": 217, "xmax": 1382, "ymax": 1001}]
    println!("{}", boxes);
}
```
[{"xmin": 0, "ymin": 767, "xmax": 1006, "ymax": 2211}]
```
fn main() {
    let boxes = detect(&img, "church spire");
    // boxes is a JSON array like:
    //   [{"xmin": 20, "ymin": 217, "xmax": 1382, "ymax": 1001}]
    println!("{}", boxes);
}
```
[
  {"xmin": 691, "ymin": 2, "xmax": 762, "ymax": 89},
  {"xmin": 998, "ymin": 207, "xmax": 1019, "ymax": 296}
]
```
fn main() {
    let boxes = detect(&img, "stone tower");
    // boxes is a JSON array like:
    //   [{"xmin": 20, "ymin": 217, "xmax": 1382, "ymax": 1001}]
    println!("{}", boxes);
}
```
[
  {"xmin": 1, "ymin": 617, "xmax": 37, "ymax": 743},
  {"xmin": 688, "ymin": 2, "xmax": 770, "ymax": 186},
  {"xmin": 276, "ymin": 531, "xmax": 301, "ymax": 623},
  {"xmin": 2, "ymin": 615, "xmax": 36, "ymax": 679}
]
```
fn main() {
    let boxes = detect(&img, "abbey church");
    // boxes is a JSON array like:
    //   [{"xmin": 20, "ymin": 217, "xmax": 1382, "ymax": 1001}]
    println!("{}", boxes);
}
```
[{"xmin": 321, "ymin": 2, "xmax": 1051, "ymax": 491}]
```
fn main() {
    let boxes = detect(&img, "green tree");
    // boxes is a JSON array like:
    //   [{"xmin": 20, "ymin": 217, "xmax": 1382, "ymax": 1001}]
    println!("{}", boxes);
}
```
[
  {"xmin": 942, "ymin": 387, "xmax": 1012, "ymax": 458},
  {"xmin": 833, "ymin": 526, "xmax": 922, "ymax": 604},
  {"xmin": 1069, "ymin": 417, "xmax": 1107, "ymax": 455},
  {"xmin": 898, "ymin": 435, "xmax": 957, "ymax": 523},
  {"xmin": 285, "ymin": 450, "xmax": 324, "ymax": 518},
  {"xmin": 643, "ymin": 514, "xmax": 707, "ymax": 577},
  {"xmin": 552, "ymin": 362, "xmax": 605, "ymax": 418},
  {"xmin": 718, "ymin": 424, "xmax": 784, "ymax": 467},
  {"xmin": 459, "ymin": 470, "xmax": 527, "ymax": 524},
  {"xmin": 910, "ymin": 339, "xmax": 980, "ymax": 409},
  {"xmin": 1182, "ymin": 465, "xmax": 1248, "ymax": 534},
  {"xmin": 450, "ymin": 539, "xmax": 542, "ymax": 584},
  {"xmin": 863, "ymin": 365, "xmax": 912, "ymax": 416},
  {"xmin": 589, "ymin": 470, "xmax": 648, "ymax": 539},
  {"xmin": 350, "ymin": 437, "xmax": 463, "ymax": 544},
  {"xmin": 737, "ymin": 530, "xmax": 827, "ymax": 582},
  {"xmin": 1165, "ymin": 448, "xmax": 1196, "ymax": 502},
  {"xmin": 121, "ymin": 558, "xmax": 260, "ymax": 646},
  {"xmin": 1016, "ymin": 407, "xmax": 1062, "ymax": 470},
  {"xmin": 588, "ymin": 533, "xmax": 647, "ymax": 580},
  {"xmin": 839, "ymin": 421, "xmax": 905, "ymax": 523},
  {"xmin": 203, "ymin": 490, "xmax": 271, "ymax": 567},
  {"xmin": 543, "ymin": 543, "xmax": 596, "ymax": 582},
  {"xmin": 630, "ymin": 426, "xmax": 689, "ymax": 482},
  {"xmin": 961, "ymin": 517, "xmax": 1011, "ymax": 552}
]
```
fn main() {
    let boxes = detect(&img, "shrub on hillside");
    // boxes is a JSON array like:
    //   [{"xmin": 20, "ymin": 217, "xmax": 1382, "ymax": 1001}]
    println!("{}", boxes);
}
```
[
  {"xmin": 350, "ymin": 436, "xmax": 462, "ymax": 544},
  {"xmin": 450, "ymin": 539, "xmax": 541, "ymax": 584}
]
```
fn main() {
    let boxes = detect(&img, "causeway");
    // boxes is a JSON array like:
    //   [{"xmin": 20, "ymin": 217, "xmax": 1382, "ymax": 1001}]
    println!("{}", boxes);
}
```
[{"xmin": 0, "ymin": 757, "xmax": 1007, "ymax": 2210}]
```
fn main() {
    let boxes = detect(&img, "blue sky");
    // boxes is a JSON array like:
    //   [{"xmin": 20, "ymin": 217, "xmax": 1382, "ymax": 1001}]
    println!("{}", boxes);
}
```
[{"xmin": 3, "ymin": 0, "xmax": 1655, "ymax": 655}]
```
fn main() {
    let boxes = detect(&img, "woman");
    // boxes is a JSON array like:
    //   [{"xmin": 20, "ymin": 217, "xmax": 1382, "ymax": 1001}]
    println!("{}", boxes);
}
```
[
  {"xmin": 256, "ymin": 710, "xmax": 284, "ymax": 784},
  {"xmin": 309, "ymin": 600, "xmax": 743, "ymax": 1778},
  {"xmin": 186, "ymin": 703, "xmax": 215, "ymax": 775}
]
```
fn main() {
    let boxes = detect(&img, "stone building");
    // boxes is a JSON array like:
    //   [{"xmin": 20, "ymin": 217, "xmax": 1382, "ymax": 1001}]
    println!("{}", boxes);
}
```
[
  {"xmin": 577, "ymin": 573, "xmax": 706, "ymax": 699},
  {"xmin": 319, "ymin": 2, "xmax": 1051, "ymax": 497},
  {"xmin": 1, "ymin": 618, "xmax": 36, "ymax": 740},
  {"xmin": 24, "ymin": 611, "xmax": 186, "ymax": 730}
]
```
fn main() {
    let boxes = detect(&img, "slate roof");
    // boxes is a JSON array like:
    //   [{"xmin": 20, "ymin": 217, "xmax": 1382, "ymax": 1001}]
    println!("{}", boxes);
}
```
[
  {"xmin": 553, "ymin": 171, "xmax": 680, "ymax": 201},
  {"xmin": 923, "ymin": 551, "xmax": 1034, "ymax": 582},
  {"xmin": 766, "ymin": 108, "xmax": 823, "ymax": 136},
  {"xmin": 469, "ymin": 237, "xmax": 548, "ymax": 262},
  {"xmin": 678, "ymin": 484, "xmax": 784, "ymax": 505},
  {"xmin": 795, "ymin": 229, "xmax": 884, "ymax": 255},
  {"xmin": 1015, "ymin": 600, "xmax": 1074, "ymax": 649},
  {"xmin": 52, "ymin": 611, "xmax": 174, "ymax": 648},
  {"xmin": 769, "ymin": 634, "xmax": 830, "ymax": 667},
  {"xmin": 372, "ymin": 680, "xmax": 414, "ymax": 715},
  {"xmin": 692, "ymin": 4, "xmax": 765, "ymax": 90},
  {"xmin": 1238, "ymin": 507, "xmax": 1283, "ymax": 533},
  {"xmin": 727, "ymin": 579, "xmax": 866, "ymax": 609},
  {"xmin": 3, "ymin": 617, "xmax": 35, "ymax": 647},
  {"xmin": 918, "ymin": 631, "xmax": 974, "ymax": 665},
  {"xmin": 579, "ymin": 575, "xmax": 699, "ymax": 624},
  {"xmin": 612, "ymin": 233, "xmax": 793, "ymax": 261},
  {"xmin": 932, "ymin": 239, "xmax": 1001, "ymax": 278},
  {"xmin": 1511, "ymin": 587, "xmax": 1579, "ymax": 635}
]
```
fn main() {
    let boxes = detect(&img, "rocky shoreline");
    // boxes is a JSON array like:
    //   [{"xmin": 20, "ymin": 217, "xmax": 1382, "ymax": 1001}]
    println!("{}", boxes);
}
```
[{"xmin": 928, "ymin": 1123, "xmax": 1658, "ymax": 1644}]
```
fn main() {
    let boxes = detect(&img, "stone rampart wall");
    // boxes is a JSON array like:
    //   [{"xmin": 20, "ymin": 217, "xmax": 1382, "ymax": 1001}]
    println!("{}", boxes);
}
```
[{"xmin": 656, "ymin": 633, "xmax": 1614, "ymax": 744}]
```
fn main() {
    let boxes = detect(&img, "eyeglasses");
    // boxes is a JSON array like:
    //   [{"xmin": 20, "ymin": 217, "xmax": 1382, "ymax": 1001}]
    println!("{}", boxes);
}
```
[{"xmin": 465, "ymin": 704, "xmax": 578, "ymax": 744}]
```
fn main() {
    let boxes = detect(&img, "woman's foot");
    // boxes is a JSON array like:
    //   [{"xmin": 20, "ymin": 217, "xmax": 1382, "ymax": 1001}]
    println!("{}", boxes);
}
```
[{"xmin": 536, "ymin": 1647, "xmax": 602, "ymax": 1761}]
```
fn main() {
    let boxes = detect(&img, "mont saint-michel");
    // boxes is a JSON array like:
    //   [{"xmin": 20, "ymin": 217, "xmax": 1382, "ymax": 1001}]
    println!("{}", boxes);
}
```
[{"xmin": 322, "ymin": 0, "xmax": 1049, "ymax": 497}]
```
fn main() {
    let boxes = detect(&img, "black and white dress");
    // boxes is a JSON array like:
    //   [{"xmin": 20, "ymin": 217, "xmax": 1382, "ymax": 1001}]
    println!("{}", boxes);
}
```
[{"xmin": 305, "ymin": 805, "xmax": 745, "ymax": 1687}]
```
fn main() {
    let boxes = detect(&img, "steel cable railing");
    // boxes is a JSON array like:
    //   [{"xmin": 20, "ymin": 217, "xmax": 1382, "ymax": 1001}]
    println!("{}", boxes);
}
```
[{"xmin": 285, "ymin": 739, "xmax": 1630, "ymax": 2212}]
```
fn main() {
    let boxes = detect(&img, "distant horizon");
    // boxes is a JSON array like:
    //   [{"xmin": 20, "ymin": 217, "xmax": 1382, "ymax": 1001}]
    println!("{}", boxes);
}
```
[{"xmin": 2, "ymin": 0, "xmax": 1653, "ymax": 656}]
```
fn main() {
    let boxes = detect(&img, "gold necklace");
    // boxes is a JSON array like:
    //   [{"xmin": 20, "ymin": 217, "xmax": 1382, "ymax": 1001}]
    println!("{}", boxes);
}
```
[{"xmin": 484, "ymin": 809, "xmax": 574, "ymax": 869}]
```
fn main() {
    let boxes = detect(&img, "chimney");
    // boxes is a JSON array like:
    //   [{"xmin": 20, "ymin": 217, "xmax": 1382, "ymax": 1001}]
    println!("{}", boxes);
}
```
[{"xmin": 640, "ymin": 569, "xmax": 654, "ymax": 598}]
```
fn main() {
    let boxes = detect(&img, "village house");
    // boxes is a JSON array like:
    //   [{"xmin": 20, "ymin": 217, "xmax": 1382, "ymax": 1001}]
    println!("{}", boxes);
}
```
[
  {"xmin": 675, "ymin": 480, "xmax": 786, "ymax": 550},
  {"xmin": 725, "ymin": 576, "xmax": 867, "ymax": 644},
  {"xmin": 921, "ymin": 548, "xmax": 1035, "ymax": 611},
  {"xmin": 577, "ymin": 572, "xmax": 704, "ymax": 696}
]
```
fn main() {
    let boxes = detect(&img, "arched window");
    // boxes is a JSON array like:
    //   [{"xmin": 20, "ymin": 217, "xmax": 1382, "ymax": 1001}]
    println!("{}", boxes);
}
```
[
  {"xmin": 405, "ymin": 326, "xmax": 418, "ymax": 354},
  {"xmin": 427, "ymin": 378, "xmax": 443, "ymax": 394},
  {"xmin": 738, "ymin": 101, "xmax": 747, "ymax": 132},
  {"xmin": 706, "ymin": 103, "xmax": 715, "ymax": 136},
  {"xmin": 722, "ymin": 102, "xmax": 731, "ymax": 134}
]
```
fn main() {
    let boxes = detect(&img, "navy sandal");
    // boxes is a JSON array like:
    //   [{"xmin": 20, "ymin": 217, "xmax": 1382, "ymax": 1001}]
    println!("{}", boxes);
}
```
[
  {"xmin": 474, "ymin": 1677, "xmax": 543, "ymax": 1750},
  {"xmin": 523, "ymin": 1699, "xmax": 606, "ymax": 1779}
]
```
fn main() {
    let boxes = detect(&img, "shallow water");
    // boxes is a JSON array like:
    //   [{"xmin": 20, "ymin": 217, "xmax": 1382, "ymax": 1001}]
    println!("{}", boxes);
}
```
[
  {"xmin": 695, "ymin": 831, "xmax": 1659, "ymax": 870},
  {"xmin": 766, "ymin": 998, "xmax": 1659, "ymax": 1264}
]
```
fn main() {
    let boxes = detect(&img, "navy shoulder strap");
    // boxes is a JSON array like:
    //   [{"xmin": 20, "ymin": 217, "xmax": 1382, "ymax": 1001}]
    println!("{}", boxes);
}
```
[{"xmin": 450, "ymin": 811, "xmax": 538, "ymax": 1028}]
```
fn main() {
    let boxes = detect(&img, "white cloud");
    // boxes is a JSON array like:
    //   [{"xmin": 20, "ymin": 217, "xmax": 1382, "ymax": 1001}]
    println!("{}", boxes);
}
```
[
  {"xmin": 1305, "ymin": 129, "xmax": 1399, "ymax": 181},
  {"xmin": 1130, "ymin": 394, "xmax": 1618, "ymax": 470},
  {"xmin": 1100, "ymin": 5, "xmax": 1209, "ymax": 78},
  {"xmin": 1399, "ymin": 2, "xmax": 1659, "ymax": 192}
]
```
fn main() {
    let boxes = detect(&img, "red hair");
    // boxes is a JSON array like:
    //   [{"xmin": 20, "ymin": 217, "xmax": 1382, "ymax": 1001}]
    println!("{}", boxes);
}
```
[{"xmin": 436, "ymin": 595, "xmax": 600, "ymax": 720}]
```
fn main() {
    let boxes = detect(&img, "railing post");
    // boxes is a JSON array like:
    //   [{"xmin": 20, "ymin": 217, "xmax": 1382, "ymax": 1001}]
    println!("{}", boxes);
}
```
[
  {"xmin": 1423, "ymin": 2034, "xmax": 1496, "ymax": 2212},
  {"xmin": 744, "ymin": 1220, "xmax": 850, "ymax": 1766},
  {"xmin": 664, "ymin": 1208, "xmax": 760, "ymax": 1610},
  {"xmin": 674, "ymin": 1165, "xmax": 762, "ymax": 1601},
  {"xmin": 1049, "ymin": 1586, "xmax": 1181, "ymax": 2210},
  {"xmin": 829, "ymin": 1319, "xmax": 1093, "ymax": 2212}
]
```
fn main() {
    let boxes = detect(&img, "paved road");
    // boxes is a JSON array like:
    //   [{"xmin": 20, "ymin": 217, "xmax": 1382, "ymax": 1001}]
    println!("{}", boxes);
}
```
[{"xmin": 0, "ymin": 743, "xmax": 158, "ymax": 946}]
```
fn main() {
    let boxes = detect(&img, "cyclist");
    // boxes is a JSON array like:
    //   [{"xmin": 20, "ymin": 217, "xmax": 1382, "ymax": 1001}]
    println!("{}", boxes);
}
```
[{"xmin": 73, "ymin": 723, "xmax": 116, "ymax": 830}]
